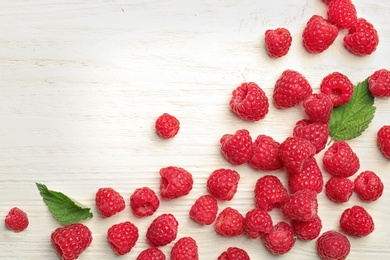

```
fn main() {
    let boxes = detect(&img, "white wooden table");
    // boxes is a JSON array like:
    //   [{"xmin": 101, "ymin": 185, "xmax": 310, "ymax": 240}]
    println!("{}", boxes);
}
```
[{"xmin": 1, "ymin": 0, "xmax": 389, "ymax": 259}]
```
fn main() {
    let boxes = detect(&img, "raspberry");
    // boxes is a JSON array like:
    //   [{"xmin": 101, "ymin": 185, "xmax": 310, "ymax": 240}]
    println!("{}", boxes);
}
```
[
  {"xmin": 292, "ymin": 215, "xmax": 322, "ymax": 241},
  {"xmin": 155, "ymin": 113, "xmax": 180, "ymax": 138},
  {"xmin": 261, "ymin": 222, "xmax": 295, "ymax": 255},
  {"xmin": 302, "ymin": 15, "xmax": 338, "ymax": 53},
  {"xmin": 189, "ymin": 194, "xmax": 218, "ymax": 225},
  {"xmin": 323, "ymin": 141, "xmax": 360, "ymax": 177},
  {"xmin": 4, "ymin": 207, "xmax": 29, "ymax": 232},
  {"xmin": 254, "ymin": 175, "xmax": 288, "ymax": 211},
  {"xmin": 288, "ymin": 158, "xmax": 324, "ymax": 194},
  {"xmin": 339, "ymin": 205, "xmax": 374, "ymax": 237},
  {"xmin": 215, "ymin": 207, "xmax": 244, "ymax": 237},
  {"xmin": 51, "ymin": 223, "xmax": 93, "ymax": 260},
  {"xmin": 159, "ymin": 166, "xmax": 193, "ymax": 199},
  {"xmin": 170, "ymin": 237, "xmax": 198, "ymax": 260},
  {"xmin": 325, "ymin": 176, "xmax": 354, "ymax": 203},
  {"xmin": 107, "ymin": 221, "xmax": 139, "ymax": 255},
  {"xmin": 130, "ymin": 187, "xmax": 160, "ymax": 217},
  {"xmin": 249, "ymin": 134, "xmax": 283, "ymax": 171},
  {"xmin": 354, "ymin": 170, "xmax": 384, "ymax": 201},
  {"xmin": 293, "ymin": 119, "xmax": 329, "ymax": 153},
  {"xmin": 273, "ymin": 69, "xmax": 312, "ymax": 108},
  {"xmin": 369, "ymin": 69, "xmax": 390, "ymax": 97},
  {"xmin": 146, "ymin": 213, "xmax": 178, "ymax": 247},
  {"xmin": 281, "ymin": 189, "xmax": 318, "ymax": 222},
  {"xmin": 316, "ymin": 230, "xmax": 350, "ymax": 260},
  {"xmin": 320, "ymin": 72, "xmax": 354, "ymax": 107},
  {"xmin": 327, "ymin": 0, "xmax": 357, "ymax": 29},
  {"xmin": 244, "ymin": 208, "xmax": 273, "ymax": 239},
  {"xmin": 279, "ymin": 136, "xmax": 316, "ymax": 174},
  {"xmin": 136, "ymin": 248, "xmax": 166, "ymax": 260},
  {"xmin": 302, "ymin": 93, "xmax": 333, "ymax": 123},
  {"xmin": 220, "ymin": 129, "xmax": 253, "ymax": 165},
  {"xmin": 264, "ymin": 28, "xmax": 292, "ymax": 58},
  {"xmin": 229, "ymin": 82, "xmax": 269, "ymax": 121},
  {"xmin": 344, "ymin": 18, "xmax": 379, "ymax": 56},
  {"xmin": 95, "ymin": 187, "xmax": 125, "ymax": 218},
  {"xmin": 207, "ymin": 168, "xmax": 240, "ymax": 201},
  {"xmin": 217, "ymin": 247, "xmax": 250, "ymax": 260},
  {"xmin": 377, "ymin": 125, "xmax": 390, "ymax": 158}
]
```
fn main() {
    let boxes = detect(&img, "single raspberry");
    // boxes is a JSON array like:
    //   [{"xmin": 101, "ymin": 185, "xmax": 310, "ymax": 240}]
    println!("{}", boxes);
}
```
[
  {"xmin": 292, "ymin": 215, "xmax": 322, "ymax": 241},
  {"xmin": 320, "ymin": 72, "xmax": 354, "ymax": 107},
  {"xmin": 354, "ymin": 170, "xmax": 384, "ymax": 201},
  {"xmin": 254, "ymin": 175, "xmax": 288, "ymax": 211},
  {"xmin": 273, "ymin": 69, "xmax": 312, "ymax": 108},
  {"xmin": 279, "ymin": 136, "xmax": 316, "ymax": 174},
  {"xmin": 207, "ymin": 168, "xmax": 240, "ymax": 201},
  {"xmin": 302, "ymin": 15, "xmax": 338, "ymax": 53},
  {"xmin": 159, "ymin": 166, "xmax": 193, "ymax": 199},
  {"xmin": 344, "ymin": 18, "xmax": 379, "ymax": 56},
  {"xmin": 281, "ymin": 189, "xmax": 318, "ymax": 222},
  {"xmin": 288, "ymin": 158, "xmax": 324, "ymax": 194},
  {"xmin": 316, "ymin": 230, "xmax": 350, "ymax": 260},
  {"xmin": 249, "ymin": 134, "xmax": 283, "ymax": 171},
  {"xmin": 136, "ymin": 248, "xmax": 166, "ymax": 260},
  {"xmin": 327, "ymin": 0, "xmax": 357, "ymax": 29},
  {"xmin": 369, "ymin": 69, "xmax": 390, "ymax": 97},
  {"xmin": 261, "ymin": 222, "xmax": 295, "ymax": 255},
  {"xmin": 51, "ymin": 223, "xmax": 93, "ymax": 260},
  {"xmin": 220, "ymin": 129, "xmax": 253, "ymax": 165},
  {"xmin": 155, "ymin": 113, "xmax": 180, "ymax": 138},
  {"xmin": 323, "ymin": 141, "xmax": 360, "ymax": 177},
  {"xmin": 230, "ymin": 82, "xmax": 269, "ymax": 121},
  {"xmin": 339, "ymin": 205, "xmax": 374, "ymax": 237},
  {"xmin": 264, "ymin": 28, "xmax": 292, "ymax": 58},
  {"xmin": 107, "ymin": 221, "xmax": 139, "ymax": 255},
  {"xmin": 4, "ymin": 207, "xmax": 29, "ymax": 232},
  {"xmin": 189, "ymin": 194, "xmax": 218, "ymax": 225},
  {"xmin": 170, "ymin": 237, "xmax": 198, "ymax": 260},
  {"xmin": 146, "ymin": 213, "xmax": 178, "ymax": 247},
  {"xmin": 293, "ymin": 119, "xmax": 329, "ymax": 153},
  {"xmin": 215, "ymin": 207, "xmax": 244, "ymax": 237},
  {"xmin": 377, "ymin": 125, "xmax": 390, "ymax": 158},
  {"xmin": 302, "ymin": 93, "xmax": 333, "ymax": 123},
  {"xmin": 130, "ymin": 187, "xmax": 160, "ymax": 217},
  {"xmin": 244, "ymin": 208, "xmax": 273, "ymax": 239},
  {"xmin": 325, "ymin": 176, "xmax": 354, "ymax": 203},
  {"xmin": 217, "ymin": 247, "xmax": 250, "ymax": 260},
  {"xmin": 95, "ymin": 187, "xmax": 125, "ymax": 218}
]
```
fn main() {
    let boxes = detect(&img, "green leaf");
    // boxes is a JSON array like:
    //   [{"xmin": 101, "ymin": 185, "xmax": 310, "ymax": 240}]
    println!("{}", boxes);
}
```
[
  {"xmin": 329, "ymin": 78, "xmax": 376, "ymax": 141},
  {"xmin": 36, "ymin": 183, "xmax": 93, "ymax": 225}
]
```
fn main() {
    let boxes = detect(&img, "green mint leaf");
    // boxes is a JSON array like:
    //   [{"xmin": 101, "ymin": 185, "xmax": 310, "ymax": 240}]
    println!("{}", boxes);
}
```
[
  {"xmin": 36, "ymin": 182, "xmax": 93, "ymax": 225},
  {"xmin": 329, "ymin": 78, "xmax": 376, "ymax": 141}
]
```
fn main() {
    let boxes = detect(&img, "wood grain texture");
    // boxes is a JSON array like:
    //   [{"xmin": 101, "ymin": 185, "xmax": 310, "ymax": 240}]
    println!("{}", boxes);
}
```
[{"xmin": 0, "ymin": 0, "xmax": 389, "ymax": 259}]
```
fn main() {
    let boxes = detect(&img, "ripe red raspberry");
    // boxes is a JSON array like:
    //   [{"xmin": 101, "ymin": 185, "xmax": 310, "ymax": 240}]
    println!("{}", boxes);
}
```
[
  {"xmin": 302, "ymin": 93, "xmax": 333, "ymax": 123},
  {"xmin": 159, "ymin": 166, "xmax": 193, "ymax": 199},
  {"xmin": 130, "ymin": 187, "xmax": 160, "ymax": 217},
  {"xmin": 302, "ymin": 15, "xmax": 338, "ymax": 53},
  {"xmin": 230, "ymin": 82, "xmax": 269, "ymax": 121},
  {"xmin": 107, "ymin": 221, "xmax": 139, "ymax": 255},
  {"xmin": 288, "ymin": 158, "xmax": 324, "ymax": 194},
  {"xmin": 4, "ymin": 207, "xmax": 29, "ymax": 232},
  {"xmin": 339, "ymin": 205, "xmax": 374, "ymax": 237},
  {"xmin": 293, "ymin": 119, "xmax": 329, "ymax": 153},
  {"xmin": 377, "ymin": 125, "xmax": 390, "ymax": 158},
  {"xmin": 207, "ymin": 168, "xmax": 240, "ymax": 201},
  {"xmin": 189, "ymin": 194, "xmax": 218, "ymax": 225},
  {"xmin": 327, "ymin": 0, "xmax": 357, "ymax": 29},
  {"xmin": 323, "ymin": 141, "xmax": 360, "ymax": 177},
  {"xmin": 254, "ymin": 175, "xmax": 288, "ymax": 211},
  {"xmin": 146, "ymin": 213, "xmax": 178, "ymax": 247},
  {"xmin": 281, "ymin": 189, "xmax": 318, "ymax": 222},
  {"xmin": 292, "ymin": 215, "xmax": 322, "ymax": 241},
  {"xmin": 320, "ymin": 72, "xmax": 354, "ymax": 107},
  {"xmin": 51, "ymin": 223, "xmax": 92, "ymax": 260},
  {"xmin": 215, "ymin": 207, "xmax": 244, "ymax": 237},
  {"xmin": 369, "ymin": 69, "xmax": 390, "ymax": 97},
  {"xmin": 95, "ymin": 187, "xmax": 125, "ymax": 218},
  {"xmin": 273, "ymin": 69, "xmax": 312, "ymax": 108},
  {"xmin": 244, "ymin": 208, "xmax": 273, "ymax": 239},
  {"xmin": 344, "ymin": 18, "xmax": 379, "ymax": 56},
  {"xmin": 155, "ymin": 113, "xmax": 180, "ymax": 138},
  {"xmin": 220, "ymin": 129, "xmax": 253, "ymax": 165},
  {"xmin": 170, "ymin": 237, "xmax": 198, "ymax": 260},
  {"xmin": 264, "ymin": 28, "xmax": 292, "ymax": 58},
  {"xmin": 325, "ymin": 176, "xmax": 354, "ymax": 203},
  {"xmin": 261, "ymin": 222, "xmax": 295, "ymax": 255},
  {"xmin": 136, "ymin": 248, "xmax": 166, "ymax": 260},
  {"xmin": 249, "ymin": 134, "xmax": 283, "ymax": 171},
  {"xmin": 354, "ymin": 170, "xmax": 384, "ymax": 201},
  {"xmin": 316, "ymin": 230, "xmax": 350, "ymax": 260},
  {"xmin": 217, "ymin": 247, "xmax": 250, "ymax": 260}
]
